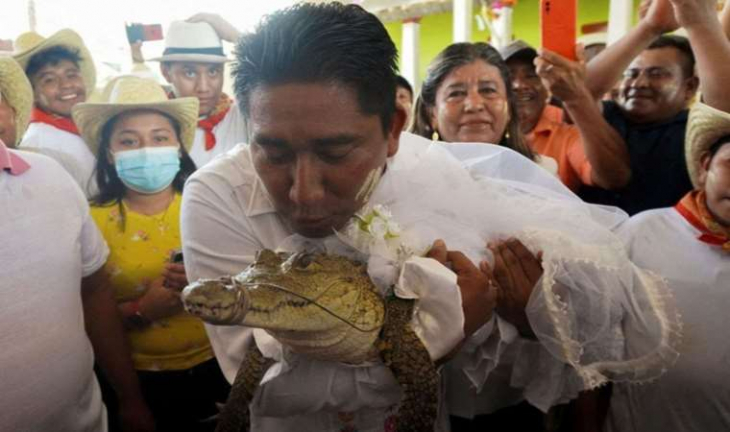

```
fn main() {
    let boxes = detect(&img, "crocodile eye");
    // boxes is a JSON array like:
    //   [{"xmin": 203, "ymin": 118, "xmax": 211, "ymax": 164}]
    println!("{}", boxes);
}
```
[{"xmin": 297, "ymin": 254, "xmax": 314, "ymax": 268}]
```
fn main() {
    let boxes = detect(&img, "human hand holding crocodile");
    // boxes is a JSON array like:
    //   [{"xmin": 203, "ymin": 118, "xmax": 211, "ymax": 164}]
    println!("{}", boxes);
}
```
[{"xmin": 426, "ymin": 239, "xmax": 497, "ymax": 337}]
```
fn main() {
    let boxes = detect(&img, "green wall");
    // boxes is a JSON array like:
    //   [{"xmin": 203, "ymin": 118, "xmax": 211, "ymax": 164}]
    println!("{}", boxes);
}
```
[{"xmin": 385, "ymin": 0, "xmax": 614, "ymax": 82}]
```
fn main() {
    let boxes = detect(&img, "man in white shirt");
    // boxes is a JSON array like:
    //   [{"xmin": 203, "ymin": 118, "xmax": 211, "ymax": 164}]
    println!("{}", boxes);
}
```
[
  {"xmin": 605, "ymin": 102, "xmax": 730, "ymax": 432},
  {"xmin": 153, "ymin": 15, "xmax": 247, "ymax": 167},
  {"xmin": 181, "ymin": 4, "xmax": 680, "ymax": 432},
  {"xmin": 0, "ymin": 56, "xmax": 153, "ymax": 432},
  {"xmin": 13, "ymin": 29, "xmax": 97, "ymax": 196}
]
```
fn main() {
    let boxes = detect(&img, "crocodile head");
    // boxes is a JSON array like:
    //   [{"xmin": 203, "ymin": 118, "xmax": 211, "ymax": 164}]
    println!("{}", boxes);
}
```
[{"xmin": 183, "ymin": 249, "xmax": 386, "ymax": 363}]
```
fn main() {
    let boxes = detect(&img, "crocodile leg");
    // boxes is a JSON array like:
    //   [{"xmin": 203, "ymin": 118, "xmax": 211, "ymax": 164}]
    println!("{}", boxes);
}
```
[
  {"xmin": 215, "ymin": 343, "xmax": 273, "ymax": 432},
  {"xmin": 379, "ymin": 297, "xmax": 440, "ymax": 432}
]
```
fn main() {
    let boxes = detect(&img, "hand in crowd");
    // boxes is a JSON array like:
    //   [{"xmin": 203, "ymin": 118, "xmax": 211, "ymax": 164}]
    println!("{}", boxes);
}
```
[
  {"xmin": 118, "ymin": 396, "xmax": 156, "ymax": 432},
  {"xmin": 130, "ymin": 41, "xmax": 145, "ymax": 64},
  {"xmin": 535, "ymin": 46, "xmax": 592, "ymax": 106},
  {"xmin": 667, "ymin": 0, "xmax": 721, "ymax": 29},
  {"xmin": 639, "ymin": 0, "xmax": 681, "ymax": 34},
  {"xmin": 484, "ymin": 239, "xmax": 544, "ymax": 338},
  {"xmin": 138, "ymin": 277, "xmax": 183, "ymax": 322},
  {"xmin": 187, "ymin": 12, "xmax": 241, "ymax": 42},
  {"xmin": 162, "ymin": 262, "xmax": 189, "ymax": 292},
  {"xmin": 426, "ymin": 240, "xmax": 498, "ymax": 337}
]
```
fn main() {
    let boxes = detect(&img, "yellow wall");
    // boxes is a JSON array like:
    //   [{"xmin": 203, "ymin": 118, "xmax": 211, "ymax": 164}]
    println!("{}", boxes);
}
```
[{"xmin": 385, "ymin": 0, "xmax": 615, "ymax": 82}]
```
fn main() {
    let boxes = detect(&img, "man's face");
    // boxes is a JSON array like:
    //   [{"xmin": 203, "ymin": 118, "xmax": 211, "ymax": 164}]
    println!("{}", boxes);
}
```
[
  {"xmin": 248, "ymin": 82, "xmax": 404, "ymax": 238},
  {"xmin": 31, "ymin": 59, "xmax": 86, "ymax": 117},
  {"xmin": 396, "ymin": 85, "xmax": 413, "ymax": 123},
  {"xmin": 0, "ymin": 95, "xmax": 17, "ymax": 145},
  {"xmin": 699, "ymin": 143, "xmax": 730, "ymax": 227},
  {"xmin": 507, "ymin": 56, "xmax": 547, "ymax": 134},
  {"xmin": 618, "ymin": 47, "xmax": 697, "ymax": 124},
  {"xmin": 161, "ymin": 62, "xmax": 224, "ymax": 117}
]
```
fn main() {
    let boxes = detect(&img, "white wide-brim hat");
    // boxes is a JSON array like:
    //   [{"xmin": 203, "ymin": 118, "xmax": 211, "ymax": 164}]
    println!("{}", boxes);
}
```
[
  {"xmin": 0, "ymin": 56, "xmax": 33, "ymax": 145},
  {"xmin": 150, "ymin": 21, "xmax": 229, "ymax": 63},
  {"xmin": 13, "ymin": 29, "xmax": 96, "ymax": 92},
  {"xmin": 72, "ymin": 76, "xmax": 199, "ymax": 156},
  {"xmin": 685, "ymin": 102, "xmax": 730, "ymax": 188}
]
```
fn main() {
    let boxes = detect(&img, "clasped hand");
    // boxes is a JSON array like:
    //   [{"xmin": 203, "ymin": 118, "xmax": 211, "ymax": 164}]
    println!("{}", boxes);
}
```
[{"xmin": 427, "ymin": 238, "xmax": 543, "ymax": 340}]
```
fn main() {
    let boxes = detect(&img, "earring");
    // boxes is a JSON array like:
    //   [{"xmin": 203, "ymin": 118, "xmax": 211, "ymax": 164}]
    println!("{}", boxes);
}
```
[
  {"xmin": 504, "ymin": 130, "xmax": 510, "ymax": 140},
  {"xmin": 432, "ymin": 130, "xmax": 440, "ymax": 141}
]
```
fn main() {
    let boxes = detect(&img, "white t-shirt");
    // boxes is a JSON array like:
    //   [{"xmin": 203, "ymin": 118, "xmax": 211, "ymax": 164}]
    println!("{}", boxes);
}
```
[
  {"xmin": 188, "ymin": 104, "xmax": 248, "ymax": 168},
  {"xmin": 0, "ymin": 150, "xmax": 110, "ymax": 432},
  {"xmin": 608, "ymin": 207, "xmax": 730, "ymax": 432},
  {"xmin": 19, "ymin": 122, "xmax": 97, "ymax": 197}
]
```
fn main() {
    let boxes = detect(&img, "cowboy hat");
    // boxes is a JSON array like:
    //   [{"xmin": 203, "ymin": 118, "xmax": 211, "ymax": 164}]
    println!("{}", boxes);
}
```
[
  {"xmin": 150, "ymin": 21, "xmax": 229, "ymax": 63},
  {"xmin": 685, "ymin": 102, "xmax": 730, "ymax": 188},
  {"xmin": 72, "ymin": 76, "xmax": 199, "ymax": 156},
  {"xmin": 0, "ymin": 56, "xmax": 33, "ymax": 145},
  {"xmin": 13, "ymin": 29, "xmax": 96, "ymax": 92}
]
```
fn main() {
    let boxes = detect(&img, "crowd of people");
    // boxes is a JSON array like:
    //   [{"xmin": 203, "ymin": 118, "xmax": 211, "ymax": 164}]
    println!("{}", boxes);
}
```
[{"xmin": 1, "ymin": 0, "xmax": 728, "ymax": 431}]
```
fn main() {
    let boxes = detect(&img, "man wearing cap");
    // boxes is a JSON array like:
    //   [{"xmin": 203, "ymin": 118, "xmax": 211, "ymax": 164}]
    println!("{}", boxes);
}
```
[
  {"xmin": 582, "ymin": 0, "xmax": 730, "ymax": 215},
  {"xmin": 601, "ymin": 101, "xmax": 730, "ymax": 431},
  {"xmin": 501, "ymin": 40, "xmax": 630, "ymax": 192},
  {"xmin": 153, "ymin": 14, "xmax": 247, "ymax": 168},
  {"xmin": 0, "ymin": 56, "xmax": 154, "ymax": 432},
  {"xmin": 13, "ymin": 29, "xmax": 97, "ymax": 196}
]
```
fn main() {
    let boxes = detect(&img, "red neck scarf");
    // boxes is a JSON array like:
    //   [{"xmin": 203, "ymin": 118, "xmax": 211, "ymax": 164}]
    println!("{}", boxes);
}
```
[
  {"xmin": 198, "ymin": 93, "xmax": 232, "ymax": 151},
  {"xmin": 675, "ymin": 190, "xmax": 730, "ymax": 253},
  {"xmin": 30, "ymin": 107, "xmax": 80, "ymax": 136}
]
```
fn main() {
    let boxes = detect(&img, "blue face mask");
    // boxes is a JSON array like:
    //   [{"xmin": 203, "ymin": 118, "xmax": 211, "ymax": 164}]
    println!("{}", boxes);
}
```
[{"xmin": 114, "ymin": 147, "xmax": 181, "ymax": 194}]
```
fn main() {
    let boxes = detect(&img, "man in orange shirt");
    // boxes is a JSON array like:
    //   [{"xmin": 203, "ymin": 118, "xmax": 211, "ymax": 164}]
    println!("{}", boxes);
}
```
[{"xmin": 501, "ymin": 41, "xmax": 630, "ymax": 192}]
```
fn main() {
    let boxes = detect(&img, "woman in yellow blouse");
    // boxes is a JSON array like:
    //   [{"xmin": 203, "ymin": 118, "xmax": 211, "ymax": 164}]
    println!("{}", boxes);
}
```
[{"xmin": 72, "ymin": 76, "xmax": 229, "ymax": 432}]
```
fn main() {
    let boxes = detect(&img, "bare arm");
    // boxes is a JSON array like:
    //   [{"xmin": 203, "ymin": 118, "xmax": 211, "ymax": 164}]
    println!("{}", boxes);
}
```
[
  {"xmin": 671, "ymin": 0, "xmax": 730, "ymax": 112},
  {"xmin": 82, "ymin": 269, "xmax": 155, "ymax": 432},
  {"xmin": 585, "ymin": 0, "xmax": 679, "ymax": 99},
  {"xmin": 537, "ymin": 49, "xmax": 631, "ymax": 189},
  {"xmin": 187, "ymin": 12, "xmax": 242, "ymax": 42}
]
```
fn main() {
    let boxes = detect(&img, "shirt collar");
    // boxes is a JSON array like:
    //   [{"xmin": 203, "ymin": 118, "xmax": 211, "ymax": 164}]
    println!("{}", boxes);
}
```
[
  {"xmin": 0, "ymin": 140, "xmax": 31, "ymax": 176},
  {"xmin": 245, "ymin": 175, "xmax": 277, "ymax": 217},
  {"xmin": 532, "ymin": 105, "xmax": 562, "ymax": 136}
]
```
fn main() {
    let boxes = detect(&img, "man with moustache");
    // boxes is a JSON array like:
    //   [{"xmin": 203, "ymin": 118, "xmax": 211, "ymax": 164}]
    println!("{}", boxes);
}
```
[
  {"xmin": 501, "ymin": 40, "xmax": 630, "ymax": 192},
  {"xmin": 582, "ymin": 0, "xmax": 730, "ymax": 215}
]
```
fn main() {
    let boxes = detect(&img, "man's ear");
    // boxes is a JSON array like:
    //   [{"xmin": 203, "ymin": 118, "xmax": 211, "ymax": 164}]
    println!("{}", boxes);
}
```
[
  {"xmin": 685, "ymin": 76, "xmax": 700, "ymax": 103},
  {"xmin": 697, "ymin": 151, "xmax": 712, "ymax": 187},
  {"xmin": 386, "ymin": 104, "xmax": 407, "ymax": 157},
  {"xmin": 160, "ymin": 63, "xmax": 173, "ymax": 84}
]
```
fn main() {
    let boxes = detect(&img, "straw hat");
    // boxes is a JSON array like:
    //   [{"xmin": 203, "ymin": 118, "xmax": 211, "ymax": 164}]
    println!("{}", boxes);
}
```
[
  {"xmin": 13, "ymin": 29, "xmax": 96, "ymax": 92},
  {"xmin": 685, "ymin": 102, "xmax": 730, "ymax": 188},
  {"xmin": 72, "ymin": 76, "xmax": 199, "ymax": 156},
  {"xmin": 0, "ymin": 56, "xmax": 33, "ymax": 145},
  {"xmin": 150, "ymin": 21, "xmax": 229, "ymax": 63}
]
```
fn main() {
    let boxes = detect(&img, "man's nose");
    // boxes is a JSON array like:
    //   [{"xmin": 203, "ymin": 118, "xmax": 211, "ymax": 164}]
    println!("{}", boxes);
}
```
[{"xmin": 289, "ymin": 155, "xmax": 326, "ymax": 206}]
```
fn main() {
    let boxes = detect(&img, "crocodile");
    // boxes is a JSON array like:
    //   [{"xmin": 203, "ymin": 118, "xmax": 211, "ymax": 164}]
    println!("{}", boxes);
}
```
[{"xmin": 182, "ymin": 249, "xmax": 439, "ymax": 432}]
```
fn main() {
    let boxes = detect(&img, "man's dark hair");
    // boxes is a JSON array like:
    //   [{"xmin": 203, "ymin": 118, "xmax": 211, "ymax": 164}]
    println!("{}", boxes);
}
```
[
  {"xmin": 410, "ymin": 42, "xmax": 535, "ymax": 161},
  {"xmin": 647, "ymin": 35, "xmax": 696, "ymax": 78},
  {"xmin": 709, "ymin": 134, "xmax": 730, "ymax": 159},
  {"xmin": 25, "ymin": 45, "xmax": 82, "ymax": 79},
  {"xmin": 232, "ymin": 2, "xmax": 398, "ymax": 134},
  {"xmin": 396, "ymin": 75, "xmax": 413, "ymax": 98}
]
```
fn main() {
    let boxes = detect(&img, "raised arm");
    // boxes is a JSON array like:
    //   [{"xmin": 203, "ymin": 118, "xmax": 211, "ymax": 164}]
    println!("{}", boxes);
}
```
[
  {"xmin": 585, "ymin": 0, "xmax": 679, "ymax": 99},
  {"xmin": 670, "ymin": 0, "xmax": 730, "ymax": 112},
  {"xmin": 187, "ymin": 12, "xmax": 242, "ymax": 43},
  {"xmin": 537, "ymin": 48, "xmax": 631, "ymax": 189}
]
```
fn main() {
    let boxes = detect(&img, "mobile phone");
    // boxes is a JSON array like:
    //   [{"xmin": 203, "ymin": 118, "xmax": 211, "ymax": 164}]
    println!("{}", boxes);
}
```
[
  {"xmin": 170, "ymin": 250, "xmax": 184, "ymax": 264},
  {"xmin": 125, "ymin": 23, "xmax": 164, "ymax": 44},
  {"xmin": 540, "ymin": 0, "xmax": 577, "ymax": 60}
]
